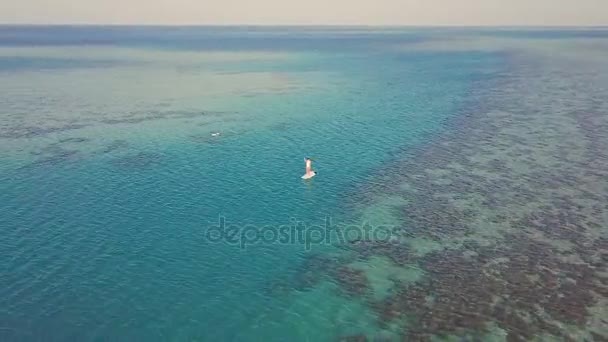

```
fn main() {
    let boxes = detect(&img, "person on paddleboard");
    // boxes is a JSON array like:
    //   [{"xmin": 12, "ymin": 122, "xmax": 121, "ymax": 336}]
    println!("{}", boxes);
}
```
[{"xmin": 302, "ymin": 157, "xmax": 316, "ymax": 179}]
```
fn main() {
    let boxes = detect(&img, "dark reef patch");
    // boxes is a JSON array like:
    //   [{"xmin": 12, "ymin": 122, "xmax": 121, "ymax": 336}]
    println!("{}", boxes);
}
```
[
  {"xmin": 1, "ymin": 123, "xmax": 89, "ymax": 139},
  {"xmin": 282, "ymin": 252, "xmax": 375, "ymax": 299},
  {"xmin": 292, "ymin": 253, "xmax": 340, "ymax": 291},
  {"xmin": 99, "ymin": 140, "xmax": 129, "ymax": 154},
  {"xmin": 58, "ymin": 137, "xmax": 89, "ymax": 144},
  {"xmin": 100, "ymin": 110, "xmax": 234, "ymax": 126},
  {"xmin": 24, "ymin": 148, "xmax": 80, "ymax": 169},
  {"xmin": 22, "ymin": 143, "xmax": 81, "ymax": 169},
  {"xmin": 332, "ymin": 266, "xmax": 370, "ymax": 297}
]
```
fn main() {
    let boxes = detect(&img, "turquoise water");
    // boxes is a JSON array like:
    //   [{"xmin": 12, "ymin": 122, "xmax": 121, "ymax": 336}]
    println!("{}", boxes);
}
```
[{"xmin": 1, "ymin": 27, "xmax": 607, "ymax": 341}]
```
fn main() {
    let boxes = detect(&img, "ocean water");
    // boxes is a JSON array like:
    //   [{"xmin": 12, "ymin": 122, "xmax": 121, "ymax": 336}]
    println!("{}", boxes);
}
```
[{"xmin": 1, "ymin": 26, "xmax": 607, "ymax": 341}]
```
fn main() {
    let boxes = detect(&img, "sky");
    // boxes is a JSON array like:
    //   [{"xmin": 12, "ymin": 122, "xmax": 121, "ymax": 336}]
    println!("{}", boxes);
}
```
[{"xmin": 0, "ymin": 0, "xmax": 606, "ymax": 26}]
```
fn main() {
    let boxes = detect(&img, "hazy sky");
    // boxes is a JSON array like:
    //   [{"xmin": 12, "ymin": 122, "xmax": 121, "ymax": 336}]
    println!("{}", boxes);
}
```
[{"xmin": 1, "ymin": 0, "xmax": 606, "ymax": 26}]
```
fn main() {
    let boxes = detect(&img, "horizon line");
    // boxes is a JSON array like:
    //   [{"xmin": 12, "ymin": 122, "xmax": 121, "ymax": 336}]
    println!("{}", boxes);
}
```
[{"xmin": 1, "ymin": 23, "xmax": 607, "ymax": 28}]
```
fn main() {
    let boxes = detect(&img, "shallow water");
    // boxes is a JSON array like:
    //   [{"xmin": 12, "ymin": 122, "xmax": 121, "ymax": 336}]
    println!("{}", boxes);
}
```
[{"xmin": 1, "ymin": 27, "xmax": 607, "ymax": 341}]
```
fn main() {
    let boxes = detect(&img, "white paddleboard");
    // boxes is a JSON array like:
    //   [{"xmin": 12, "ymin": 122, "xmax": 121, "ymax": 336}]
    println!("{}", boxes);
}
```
[{"xmin": 301, "ymin": 171, "xmax": 317, "ymax": 180}]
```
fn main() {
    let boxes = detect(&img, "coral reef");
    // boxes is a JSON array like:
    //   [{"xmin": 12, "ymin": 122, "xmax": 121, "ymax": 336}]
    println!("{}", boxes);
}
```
[{"xmin": 311, "ymin": 50, "xmax": 608, "ymax": 340}]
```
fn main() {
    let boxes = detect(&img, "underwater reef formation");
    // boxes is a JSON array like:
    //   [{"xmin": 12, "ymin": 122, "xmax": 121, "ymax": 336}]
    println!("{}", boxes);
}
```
[
  {"xmin": 373, "ymin": 233, "xmax": 605, "ymax": 341},
  {"xmin": 293, "ymin": 50, "xmax": 608, "ymax": 340}
]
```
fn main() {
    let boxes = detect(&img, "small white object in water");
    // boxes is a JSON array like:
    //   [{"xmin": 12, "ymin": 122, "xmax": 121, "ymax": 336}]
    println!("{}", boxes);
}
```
[
  {"xmin": 211, "ymin": 132, "xmax": 221, "ymax": 137},
  {"xmin": 302, "ymin": 157, "xmax": 316, "ymax": 179},
  {"xmin": 301, "ymin": 171, "xmax": 316, "ymax": 180}
]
